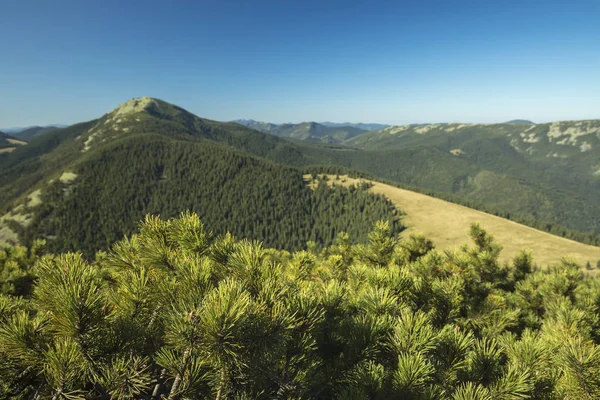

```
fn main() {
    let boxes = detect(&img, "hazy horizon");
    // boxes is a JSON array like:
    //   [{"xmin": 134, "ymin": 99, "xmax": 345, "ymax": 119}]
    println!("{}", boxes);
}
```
[
  {"xmin": 4, "ymin": 100, "xmax": 600, "ymax": 129},
  {"xmin": 2, "ymin": 0, "xmax": 599, "ymax": 127}
]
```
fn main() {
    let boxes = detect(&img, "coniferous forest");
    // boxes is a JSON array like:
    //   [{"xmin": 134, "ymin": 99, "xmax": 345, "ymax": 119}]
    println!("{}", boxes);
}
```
[
  {"xmin": 9, "ymin": 135, "xmax": 402, "ymax": 257},
  {"xmin": 2, "ymin": 213, "xmax": 600, "ymax": 399}
]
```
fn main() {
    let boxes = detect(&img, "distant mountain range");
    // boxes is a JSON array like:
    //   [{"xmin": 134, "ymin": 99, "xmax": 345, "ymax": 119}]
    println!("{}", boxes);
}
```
[
  {"xmin": 319, "ymin": 121, "xmax": 390, "ymax": 131},
  {"xmin": 232, "ymin": 120, "xmax": 368, "ymax": 143},
  {"xmin": 1, "ymin": 124, "xmax": 68, "ymax": 136},
  {"xmin": 506, "ymin": 119, "xmax": 535, "ymax": 125},
  {"xmin": 345, "ymin": 120, "xmax": 600, "ymax": 233},
  {"xmin": 234, "ymin": 120, "xmax": 389, "ymax": 133},
  {"xmin": 237, "ymin": 117, "xmax": 600, "ymax": 237}
]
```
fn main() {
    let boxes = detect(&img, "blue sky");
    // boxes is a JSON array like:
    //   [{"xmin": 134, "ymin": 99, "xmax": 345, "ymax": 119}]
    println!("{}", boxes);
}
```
[{"xmin": 1, "ymin": 0, "xmax": 599, "ymax": 126}]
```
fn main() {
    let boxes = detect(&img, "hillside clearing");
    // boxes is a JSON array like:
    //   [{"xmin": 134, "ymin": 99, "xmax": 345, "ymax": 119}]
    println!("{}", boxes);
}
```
[
  {"xmin": 307, "ymin": 175, "xmax": 600, "ymax": 268},
  {"xmin": 6, "ymin": 138, "xmax": 27, "ymax": 146}
]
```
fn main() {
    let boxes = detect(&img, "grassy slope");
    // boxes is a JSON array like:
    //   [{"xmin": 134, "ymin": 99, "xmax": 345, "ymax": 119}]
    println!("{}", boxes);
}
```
[
  {"xmin": 0, "ymin": 132, "xmax": 27, "ymax": 152},
  {"xmin": 341, "ymin": 123, "xmax": 600, "ymax": 234},
  {"xmin": 316, "ymin": 175, "xmax": 600, "ymax": 268}
]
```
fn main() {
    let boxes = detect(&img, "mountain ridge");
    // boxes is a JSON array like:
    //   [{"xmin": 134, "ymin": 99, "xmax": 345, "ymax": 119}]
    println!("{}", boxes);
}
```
[
  {"xmin": 234, "ymin": 119, "xmax": 367, "ymax": 143},
  {"xmin": 506, "ymin": 119, "xmax": 535, "ymax": 124},
  {"xmin": 319, "ymin": 121, "xmax": 389, "ymax": 131},
  {"xmin": 0, "ymin": 97, "xmax": 402, "ymax": 255},
  {"xmin": 2, "ymin": 97, "xmax": 599, "ymax": 253}
]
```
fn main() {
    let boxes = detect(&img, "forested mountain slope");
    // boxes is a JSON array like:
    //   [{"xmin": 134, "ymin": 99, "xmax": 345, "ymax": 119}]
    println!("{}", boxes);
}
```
[
  {"xmin": 0, "ymin": 98, "xmax": 401, "ymax": 256},
  {"xmin": 0, "ymin": 97, "xmax": 331, "ymax": 212},
  {"xmin": 11, "ymin": 126, "xmax": 63, "ymax": 141},
  {"xmin": 341, "ymin": 121, "xmax": 600, "ymax": 236},
  {"xmin": 234, "ymin": 120, "xmax": 367, "ymax": 143}
]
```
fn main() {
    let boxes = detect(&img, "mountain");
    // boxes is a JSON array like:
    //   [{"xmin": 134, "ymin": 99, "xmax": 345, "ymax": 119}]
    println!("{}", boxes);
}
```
[
  {"xmin": 1, "ymin": 124, "xmax": 68, "ymax": 135},
  {"xmin": 12, "ymin": 125, "xmax": 63, "ymax": 141},
  {"xmin": 506, "ymin": 119, "xmax": 534, "ymax": 125},
  {"xmin": 0, "ymin": 132, "xmax": 27, "ymax": 153},
  {"xmin": 267, "ymin": 122, "xmax": 367, "ymax": 143},
  {"xmin": 233, "ymin": 119, "xmax": 280, "ymax": 134},
  {"xmin": 0, "ymin": 97, "xmax": 401, "ymax": 255},
  {"xmin": 342, "ymin": 121, "xmax": 600, "ymax": 235},
  {"xmin": 320, "ymin": 121, "xmax": 390, "ymax": 131},
  {"xmin": 234, "ymin": 120, "xmax": 367, "ymax": 143}
]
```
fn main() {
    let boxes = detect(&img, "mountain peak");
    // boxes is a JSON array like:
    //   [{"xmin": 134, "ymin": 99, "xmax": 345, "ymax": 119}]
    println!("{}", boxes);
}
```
[
  {"xmin": 506, "ymin": 119, "xmax": 535, "ymax": 125},
  {"xmin": 110, "ymin": 97, "xmax": 162, "ymax": 117}
]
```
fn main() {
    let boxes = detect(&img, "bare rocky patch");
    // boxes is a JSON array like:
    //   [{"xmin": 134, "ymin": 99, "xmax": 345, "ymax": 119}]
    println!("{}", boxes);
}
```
[
  {"xmin": 520, "ymin": 132, "xmax": 540, "ymax": 143},
  {"xmin": 59, "ymin": 172, "xmax": 78, "ymax": 184},
  {"xmin": 385, "ymin": 126, "xmax": 409, "ymax": 135},
  {"xmin": 450, "ymin": 148, "xmax": 466, "ymax": 155},
  {"xmin": 547, "ymin": 121, "xmax": 600, "ymax": 145},
  {"xmin": 27, "ymin": 189, "xmax": 42, "ymax": 207},
  {"xmin": 580, "ymin": 142, "xmax": 592, "ymax": 152},
  {"xmin": 111, "ymin": 97, "xmax": 158, "ymax": 117},
  {"xmin": 0, "ymin": 191, "xmax": 40, "ymax": 246}
]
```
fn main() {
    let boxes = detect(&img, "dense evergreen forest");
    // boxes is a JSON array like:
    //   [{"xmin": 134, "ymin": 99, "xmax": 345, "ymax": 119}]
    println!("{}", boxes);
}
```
[
  {"xmin": 2, "ymin": 214, "xmax": 600, "ymax": 399},
  {"xmin": 13, "ymin": 135, "xmax": 401, "ymax": 256}
]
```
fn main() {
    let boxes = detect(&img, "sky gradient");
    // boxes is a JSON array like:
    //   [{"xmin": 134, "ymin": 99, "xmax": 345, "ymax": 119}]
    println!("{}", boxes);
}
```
[{"xmin": 1, "ymin": 0, "xmax": 599, "ymax": 127}]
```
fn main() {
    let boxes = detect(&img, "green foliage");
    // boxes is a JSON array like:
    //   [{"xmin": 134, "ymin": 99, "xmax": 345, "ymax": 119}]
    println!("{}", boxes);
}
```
[
  {"xmin": 0, "ymin": 239, "xmax": 44, "ymax": 296},
  {"xmin": 2, "ymin": 213, "xmax": 600, "ymax": 399},
  {"xmin": 14, "ymin": 135, "xmax": 401, "ymax": 256}
]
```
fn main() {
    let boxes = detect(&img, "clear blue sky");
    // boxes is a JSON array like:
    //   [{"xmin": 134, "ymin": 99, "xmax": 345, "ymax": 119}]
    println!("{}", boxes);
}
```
[{"xmin": 1, "ymin": 0, "xmax": 599, "ymax": 127}]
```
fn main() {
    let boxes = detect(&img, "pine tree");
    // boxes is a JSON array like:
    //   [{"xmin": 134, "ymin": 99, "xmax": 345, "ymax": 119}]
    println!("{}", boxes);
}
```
[{"xmin": 1, "ymin": 213, "xmax": 599, "ymax": 398}]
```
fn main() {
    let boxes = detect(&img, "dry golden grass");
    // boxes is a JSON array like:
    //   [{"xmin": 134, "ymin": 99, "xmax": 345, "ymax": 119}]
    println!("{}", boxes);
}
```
[
  {"xmin": 6, "ymin": 138, "xmax": 26, "ymax": 146},
  {"xmin": 0, "ymin": 147, "xmax": 16, "ymax": 154},
  {"xmin": 307, "ymin": 174, "xmax": 600, "ymax": 268}
]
